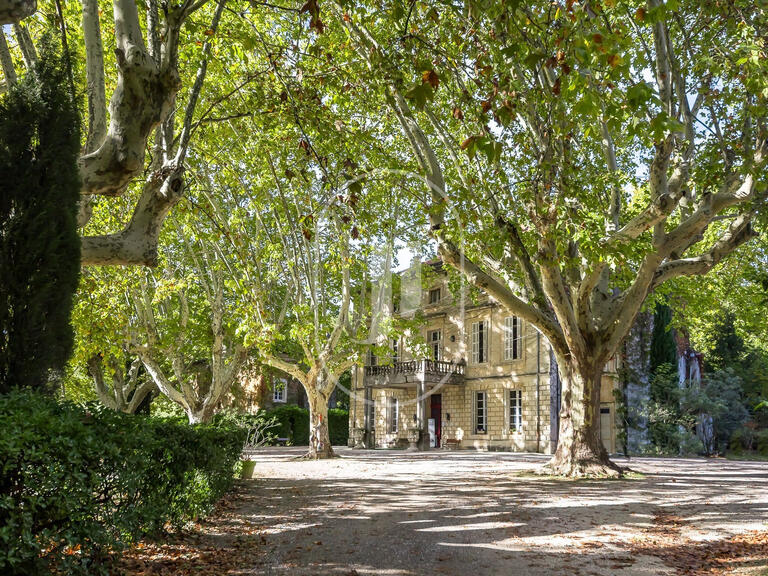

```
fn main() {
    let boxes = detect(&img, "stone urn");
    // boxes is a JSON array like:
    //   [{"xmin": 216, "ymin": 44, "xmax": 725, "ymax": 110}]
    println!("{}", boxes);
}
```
[
  {"xmin": 352, "ymin": 427, "xmax": 366, "ymax": 449},
  {"xmin": 406, "ymin": 428, "xmax": 420, "ymax": 452}
]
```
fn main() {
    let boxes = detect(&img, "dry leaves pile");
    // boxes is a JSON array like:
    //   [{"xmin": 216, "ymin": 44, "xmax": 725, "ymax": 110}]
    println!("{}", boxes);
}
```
[
  {"xmin": 117, "ymin": 484, "xmax": 266, "ymax": 576},
  {"xmin": 623, "ymin": 512, "xmax": 768, "ymax": 575}
]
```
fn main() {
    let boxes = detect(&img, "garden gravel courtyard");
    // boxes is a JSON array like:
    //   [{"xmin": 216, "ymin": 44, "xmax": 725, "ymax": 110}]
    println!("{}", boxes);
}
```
[{"xmin": 121, "ymin": 448, "xmax": 768, "ymax": 576}]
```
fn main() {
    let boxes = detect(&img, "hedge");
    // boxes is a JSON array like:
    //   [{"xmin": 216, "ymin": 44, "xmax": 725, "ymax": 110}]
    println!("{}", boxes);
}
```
[
  {"xmin": 0, "ymin": 390, "xmax": 246, "ymax": 576},
  {"xmin": 329, "ymin": 408, "xmax": 349, "ymax": 446},
  {"xmin": 263, "ymin": 405, "xmax": 349, "ymax": 446}
]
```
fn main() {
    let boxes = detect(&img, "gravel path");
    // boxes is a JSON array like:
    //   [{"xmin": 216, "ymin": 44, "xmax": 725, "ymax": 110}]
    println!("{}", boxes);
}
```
[{"xmin": 124, "ymin": 448, "xmax": 768, "ymax": 576}]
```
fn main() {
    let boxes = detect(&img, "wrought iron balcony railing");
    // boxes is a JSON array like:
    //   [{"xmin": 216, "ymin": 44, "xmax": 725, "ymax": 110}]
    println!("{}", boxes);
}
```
[{"xmin": 364, "ymin": 359, "xmax": 465, "ymax": 377}]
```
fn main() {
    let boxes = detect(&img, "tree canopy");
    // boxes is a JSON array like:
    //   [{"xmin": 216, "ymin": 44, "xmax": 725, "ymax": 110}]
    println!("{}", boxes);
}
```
[{"xmin": 2, "ymin": 0, "xmax": 765, "ymax": 473}]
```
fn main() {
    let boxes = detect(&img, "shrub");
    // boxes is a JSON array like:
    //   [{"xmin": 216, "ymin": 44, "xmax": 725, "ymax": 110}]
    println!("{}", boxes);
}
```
[
  {"xmin": 329, "ymin": 408, "xmax": 349, "ymax": 445},
  {"xmin": 647, "ymin": 363, "xmax": 749, "ymax": 454},
  {"xmin": 0, "ymin": 390, "xmax": 245, "ymax": 576},
  {"xmin": 266, "ymin": 404, "xmax": 309, "ymax": 444},
  {"xmin": 262, "ymin": 405, "xmax": 349, "ymax": 446},
  {"xmin": 729, "ymin": 427, "xmax": 754, "ymax": 453},
  {"xmin": 756, "ymin": 430, "xmax": 768, "ymax": 456}
]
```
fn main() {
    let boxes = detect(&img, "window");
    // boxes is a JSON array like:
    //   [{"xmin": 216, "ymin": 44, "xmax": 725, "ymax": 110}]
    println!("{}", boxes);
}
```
[
  {"xmin": 471, "ymin": 320, "xmax": 489, "ymax": 364},
  {"xmin": 509, "ymin": 390, "xmax": 522, "ymax": 432},
  {"xmin": 368, "ymin": 349, "xmax": 377, "ymax": 366},
  {"xmin": 474, "ymin": 391, "xmax": 487, "ymax": 434},
  {"xmin": 387, "ymin": 397, "xmax": 399, "ymax": 433},
  {"xmin": 504, "ymin": 316, "xmax": 523, "ymax": 361},
  {"xmin": 428, "ymin": 287, "xmax": 441, "ymax": 304},
  {"xmin": 392, "ymin": 338, "xmax": 400, "ymax": 363},
  {"xmin": 273, "ymin": 378, "xmax": 287, "ymax": 403},
  {"xmin": 428, "ymin": 329, "xmax": 442, "ymax": 361}
]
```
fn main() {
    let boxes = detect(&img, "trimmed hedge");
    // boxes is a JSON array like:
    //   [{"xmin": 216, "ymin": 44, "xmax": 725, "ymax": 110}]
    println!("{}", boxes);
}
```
[
  {"xmin": 266, "ymin": 404, "xmax": 310, "ymax": 444},
  {"xmin": 263, "ymin": 405, "xmax": 349, "ymax": 446},
  {"xmin": 329, "ymin": 408, "xmax": 349, "ymax": 446},
  {"xmin": 0, "ymin": 390, "xmax": 246, "ymax": 575}
]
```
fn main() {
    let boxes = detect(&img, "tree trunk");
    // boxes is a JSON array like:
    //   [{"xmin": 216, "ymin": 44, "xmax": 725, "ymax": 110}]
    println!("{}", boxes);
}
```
[
  {"xmin": 307, "ymin": 388, "xmax": 335, "ymax": 459},
  {"xmin": 546, "ymin": 358, "xmax": 623, "ymax": 477}
]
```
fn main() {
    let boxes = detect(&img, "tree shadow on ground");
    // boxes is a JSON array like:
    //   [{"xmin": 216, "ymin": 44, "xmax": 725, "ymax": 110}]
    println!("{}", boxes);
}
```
[{"xmin": 119, "ymin": 449, "xmax": 768, "ymax": 576}]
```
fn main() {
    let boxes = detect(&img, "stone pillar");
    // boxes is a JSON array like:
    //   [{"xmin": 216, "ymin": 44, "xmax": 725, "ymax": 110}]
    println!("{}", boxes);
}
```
[
  {"xmin": 416, "ymin": 378, "xmax": 429, "ymax": 450},
  {"xmin": 364, "ymin": 385, "xmax": 375, "ymax": 448}
]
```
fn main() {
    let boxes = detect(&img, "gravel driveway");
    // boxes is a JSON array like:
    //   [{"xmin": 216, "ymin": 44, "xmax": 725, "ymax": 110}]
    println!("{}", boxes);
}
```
[{"xmin": 122, "ymin": 447, "xmax": 768, "ymax": 576}]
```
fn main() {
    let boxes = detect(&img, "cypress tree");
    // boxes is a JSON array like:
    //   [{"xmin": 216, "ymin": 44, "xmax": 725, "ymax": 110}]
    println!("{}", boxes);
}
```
[
  {"xmin": 0, "ymin": 41, "xmax": 81, "ymax": 393},
  {"xmin": 650, "ymin": 302, "xmax": 678, "ymax": 375}
]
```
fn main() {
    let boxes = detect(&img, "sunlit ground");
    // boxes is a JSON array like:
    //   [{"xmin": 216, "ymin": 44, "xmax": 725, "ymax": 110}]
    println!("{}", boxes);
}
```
[{"xmin": 120, "ymin": 448, "xmax": 768, "ymax": 576}]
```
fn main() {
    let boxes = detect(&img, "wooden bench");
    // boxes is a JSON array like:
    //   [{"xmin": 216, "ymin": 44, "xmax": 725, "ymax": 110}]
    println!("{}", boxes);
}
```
[
  {"xmin": 443, "ymin": 438, "xmax": 461, "ymax": 450},
  {"xmin": 274, "ymin": 437, "xmax": 289, "ymax": 446}
]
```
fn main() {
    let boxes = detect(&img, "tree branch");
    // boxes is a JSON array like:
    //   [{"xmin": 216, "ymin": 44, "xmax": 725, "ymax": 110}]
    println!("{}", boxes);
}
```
[
  {"xmin": 0, "ymin": 30, "xmax": 17, "ymax": 86},
  {"xmin": 651, "ymin": 216, "xmax": 757, "ymax": 288},
  {"xmin": 0, "ymin": 0, "xmax": 35, "ymax": 24},
  {"xmin": 82, "ymin": 0, "xmax": 106, "ymax": 154}
]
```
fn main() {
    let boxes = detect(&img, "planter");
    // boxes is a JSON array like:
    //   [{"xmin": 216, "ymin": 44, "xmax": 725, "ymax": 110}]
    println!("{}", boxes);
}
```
[
  {"xmin": 406, "ymin": 428, "xmax": 420, "ymax": 452},
  {"xmin": 240, "ymin": 460, "xmax": 256, "ymax": 479},
  {"xmin": 352, "ymin": 427, "xmax": 366, "ymax": 449}
]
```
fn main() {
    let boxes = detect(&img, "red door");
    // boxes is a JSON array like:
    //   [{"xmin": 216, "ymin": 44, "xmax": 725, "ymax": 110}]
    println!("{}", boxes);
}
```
[{"xmin": 430, "ymin": 394, "xmax": 442, "ymax": 448}]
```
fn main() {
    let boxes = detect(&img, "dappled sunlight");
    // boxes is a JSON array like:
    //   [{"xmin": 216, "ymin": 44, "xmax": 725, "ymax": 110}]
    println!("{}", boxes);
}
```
[
  {"xmin": 120, "ymin": 448, "xmax": 768, "ymax": 575},
  {"xmin": 415, "ymin": 521, "xmax": 525, "ymax": 532}
]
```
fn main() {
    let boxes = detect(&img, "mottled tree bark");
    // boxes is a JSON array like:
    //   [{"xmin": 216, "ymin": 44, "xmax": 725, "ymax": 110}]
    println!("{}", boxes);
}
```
[
  {"xmin": 307, "ymin": 386, "xmax": 335, "ymax": 459},
  {"xmin": 546, "ymin": 359, "xmax": 622, "ymax": 477},
  {"xmin": 88, "ymin": 354, "xmax": 154, "ymax": 414},
  {"xmin": 0, "ymin": 0, "xmax": 35, "ymax": 25}
]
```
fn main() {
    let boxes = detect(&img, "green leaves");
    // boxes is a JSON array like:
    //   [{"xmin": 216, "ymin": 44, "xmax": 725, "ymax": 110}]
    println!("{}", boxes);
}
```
[
  {"xmin": 460, "ymin": 134, "xmax": 502, "ymax": 164},
  {"xmin": 0, "ymin": 390, "xmax": 246, "ymax": 575},
  {"xmin": 404, "ymin": 68, "xmax": 441, "ymax": 110},
  {"xmin": 626, "ymin": 82, "xmax": 653, "ymax": 108},
  {"xmin": 404, "ymin": 81, "xmax": 434, "ymax": 110}
]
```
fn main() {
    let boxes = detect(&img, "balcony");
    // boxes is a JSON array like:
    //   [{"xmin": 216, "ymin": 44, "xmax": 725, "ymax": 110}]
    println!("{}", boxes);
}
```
[{"xmin": 363, "ymin": 359, "xmax": 465, "ymax": 388}]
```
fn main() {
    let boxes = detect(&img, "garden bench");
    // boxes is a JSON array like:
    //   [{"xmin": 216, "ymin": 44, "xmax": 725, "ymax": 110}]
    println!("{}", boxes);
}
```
[
  {"xmin": 275, "ymin": 437, "xmax": 289, "ymax": 446},
  {"xmin": 443, "ymin": 438, "xmax": 461, "ymax": 450}
]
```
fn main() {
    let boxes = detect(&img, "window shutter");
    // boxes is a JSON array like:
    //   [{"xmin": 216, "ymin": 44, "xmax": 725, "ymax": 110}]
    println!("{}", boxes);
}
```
[{"xmin": 504, "ymin": 316, "xmax": 522, "ymax": 361}]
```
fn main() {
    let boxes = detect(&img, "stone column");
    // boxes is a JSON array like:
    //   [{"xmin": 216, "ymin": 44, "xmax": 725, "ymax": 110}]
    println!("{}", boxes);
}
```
[{"xmin": 416, "ymin": 377, "xmax": 429, "ymax": 450}]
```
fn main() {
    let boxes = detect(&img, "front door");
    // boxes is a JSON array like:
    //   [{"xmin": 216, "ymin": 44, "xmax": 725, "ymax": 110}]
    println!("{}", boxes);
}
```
[{"xmin": 430, "ymin": 394, "xmax": 442, "ymax": 448}]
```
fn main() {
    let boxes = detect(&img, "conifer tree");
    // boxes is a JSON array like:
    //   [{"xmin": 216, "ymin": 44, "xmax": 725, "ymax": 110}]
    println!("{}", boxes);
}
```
[{"xmin": 0, "ymin": 42, "xmax": 81, "ymax": 393}]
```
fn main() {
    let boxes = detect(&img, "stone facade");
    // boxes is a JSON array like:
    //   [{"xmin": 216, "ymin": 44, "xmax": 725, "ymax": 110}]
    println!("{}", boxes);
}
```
[
  {"xmin": 232, "ymin": 363, "xmax": 307, "ymax": 413},
  {"xmin": 350, "ymin": 262, "xmax": 619, "ymax": 454}
]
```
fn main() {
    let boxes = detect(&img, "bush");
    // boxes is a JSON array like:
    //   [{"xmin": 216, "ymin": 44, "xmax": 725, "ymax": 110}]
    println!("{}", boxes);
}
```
[
  {"xmin": 262, "ymin": 405, "xmax": 349, "ymax": 446},
  {"xmin": 647, "ymin": 363, "xmax": 749, "ymax": 454},
  {"xmin": 729, "ymin": 427, "xmax": 754, "ymax": 453},
  {"xmin": 329, "ymin": 408, "xmax": 349, "ymax": 445},
  {"xmin": 0, "ymin": 390, "xmax": 245, "ymax": 576},
  {"xmin": 756, "ymin": 430, "xmax": 768, "ymax": 456},
  {"xmin": 266, "ymin": 404, "xmax": 309, "ymax": 444}
]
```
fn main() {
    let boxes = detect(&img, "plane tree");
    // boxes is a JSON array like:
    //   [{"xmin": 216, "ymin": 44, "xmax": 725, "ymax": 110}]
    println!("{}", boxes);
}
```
[
  {"xmin": 178, "ymin": 15, "xmax": 418, "ymax": 454},
  {"xmin": 0, "ymin": 0, "xmax": 236, "ymax": 266},
  {"xmin": 326, "ymin": 0, "xmax": 767, "ymax": 475}
]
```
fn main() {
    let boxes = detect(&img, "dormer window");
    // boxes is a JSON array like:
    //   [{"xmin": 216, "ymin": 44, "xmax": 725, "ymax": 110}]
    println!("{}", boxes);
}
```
[{"xmin": 428, "ymin": 287, "xmax": 441, "ymax": 304}]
